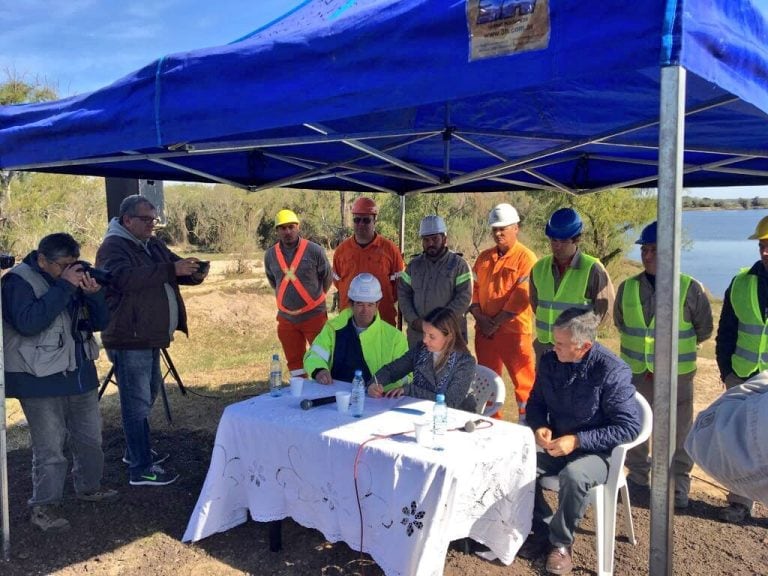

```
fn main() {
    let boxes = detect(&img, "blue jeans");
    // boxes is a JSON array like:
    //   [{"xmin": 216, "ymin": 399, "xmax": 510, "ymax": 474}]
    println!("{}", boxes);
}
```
[
  {"xmin": 108, "ymin": 348, "xmax": 162, "ymax": 477},
  {"xmin": 534, "ymin": 450, "xmax": 609, "ymax": 547},
  {"xmin": 20, "ymin": 390, "xmax": 104, "ymax": 505}
]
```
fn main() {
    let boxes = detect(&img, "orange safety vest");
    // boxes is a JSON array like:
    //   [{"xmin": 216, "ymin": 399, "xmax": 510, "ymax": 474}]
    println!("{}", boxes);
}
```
[{"xmin": 275, "ymin": 238, "xmax": 326, "ymax": 316}]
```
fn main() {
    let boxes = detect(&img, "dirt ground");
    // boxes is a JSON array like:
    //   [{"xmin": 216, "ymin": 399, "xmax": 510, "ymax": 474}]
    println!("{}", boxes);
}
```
[{"xmin": 2, "ymin": 265, "xmax": 767, "ymax": 576}]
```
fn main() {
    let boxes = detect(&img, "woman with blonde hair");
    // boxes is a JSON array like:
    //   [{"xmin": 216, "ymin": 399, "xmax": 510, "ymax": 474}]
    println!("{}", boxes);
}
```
[{"xmin": 368, "ymin": 307, "xmax": 477, "ymax": 412}]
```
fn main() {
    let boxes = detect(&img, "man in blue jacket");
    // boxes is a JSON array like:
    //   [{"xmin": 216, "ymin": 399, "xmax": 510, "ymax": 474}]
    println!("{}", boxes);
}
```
[
  {"xmin": 523, "ymin": 308, "xmax": 640, "ymax": 575},
  {"xmin": 2, "ymin": 233, "xmax": 117, "ymax": 532}
]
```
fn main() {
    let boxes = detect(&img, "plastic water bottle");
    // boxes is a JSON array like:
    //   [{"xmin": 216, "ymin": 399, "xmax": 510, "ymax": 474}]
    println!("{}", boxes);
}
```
[
  {"xmin": 269, "ymin": 354, "xmax": 282, "ymax": 397},
  {"xmin": 432, "ymin": 393, "xmax": 448, "ymax": 451},
  {"xmin": 350, "ymin": 369, "xmax": 365, "ymax": 417}
]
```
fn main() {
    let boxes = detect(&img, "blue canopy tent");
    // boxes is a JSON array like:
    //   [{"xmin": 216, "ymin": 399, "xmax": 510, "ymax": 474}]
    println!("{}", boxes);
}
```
[{"xmin": 1, "ymin": 0, "xmax": 767, "ymax": 572}]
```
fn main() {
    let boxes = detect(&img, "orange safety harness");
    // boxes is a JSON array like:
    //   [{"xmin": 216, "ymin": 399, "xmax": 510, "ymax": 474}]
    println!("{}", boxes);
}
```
[{"xmin": 275, "ymin": 238, "xmax": 326, "ymax": 315}]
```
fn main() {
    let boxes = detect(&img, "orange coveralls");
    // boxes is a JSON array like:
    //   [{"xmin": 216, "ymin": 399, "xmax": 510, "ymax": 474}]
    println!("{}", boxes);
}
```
[
  {"xmin": 472, "ymin": 241, "xmax": 537, "ymax": 415},
  {"xmin": 332, "ymin": 234, "xmax": 404, "ymax": 326}
]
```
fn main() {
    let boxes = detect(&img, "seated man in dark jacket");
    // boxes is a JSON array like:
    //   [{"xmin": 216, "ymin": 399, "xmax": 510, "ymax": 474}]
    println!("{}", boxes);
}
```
[{"xmin": 523, "ymin": 308, "xmax": 640, "ymax": 575}]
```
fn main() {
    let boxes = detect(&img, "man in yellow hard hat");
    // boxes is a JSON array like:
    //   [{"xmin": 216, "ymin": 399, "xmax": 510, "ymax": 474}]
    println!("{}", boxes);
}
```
[
  {"xmin": 332, "ymin": 197, "xmax": 404, "ymax": 327},
  {"xmin": 714, "ymin": 214, "xmax": 768, "ymax": 522},
  {"xmin": 264, "ymin": 209, "xmax": 332, "ymax": 378}
]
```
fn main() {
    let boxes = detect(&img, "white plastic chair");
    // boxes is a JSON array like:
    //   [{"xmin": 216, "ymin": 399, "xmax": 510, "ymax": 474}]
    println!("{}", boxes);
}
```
[
  {"xmin": 539, "ymin": 392, "xmax": 653, "ymax": 576},
  {"xmin": 472, "ymin": 364, "xmax": 506, "ymax": 417}
]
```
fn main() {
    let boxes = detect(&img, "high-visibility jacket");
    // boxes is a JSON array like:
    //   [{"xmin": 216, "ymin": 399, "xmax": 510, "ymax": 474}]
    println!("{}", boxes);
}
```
[
  {"xmin": 619, "ymin": 274, "xmax": 697, "ymax": 374},
  {"xmin": 274, "ymin": 239, "xmax": 327, "ymax": 314},
  {"xmin": 303, "ymin": 308, "xmax": 408, "ymax": 381},
  {"xmin": 265, "ymin": 238, "xmax": 330, "ymax": 323},
  {"xmin": 531, "ymin": 253, "xmax": 598, "ymax": 344},
  {"xmin": 729, "ymin": 269, "xmax": 768, "ymax": 378}
]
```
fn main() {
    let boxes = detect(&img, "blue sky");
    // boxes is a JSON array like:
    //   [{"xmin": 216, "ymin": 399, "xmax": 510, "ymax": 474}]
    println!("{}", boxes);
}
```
[{"xmin": 0, "ymin": 1, "xmax": 302, "ymax": 97}]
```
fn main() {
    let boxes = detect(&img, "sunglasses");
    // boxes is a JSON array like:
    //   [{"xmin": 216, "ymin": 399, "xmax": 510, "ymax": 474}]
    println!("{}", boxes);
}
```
[{"xmin": 353, "ymin": 216, "xmax": 373, "ymax": 224}]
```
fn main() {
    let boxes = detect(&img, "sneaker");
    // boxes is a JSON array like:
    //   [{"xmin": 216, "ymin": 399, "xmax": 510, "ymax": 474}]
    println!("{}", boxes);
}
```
[
  {"xmin": 77, "ymin": 488, "xmax": 120, "ymax": 502},
  {"xmin": 129, "ymin": 469, "xmax": 179, "ymax": 486},
  {"xmin": 122, "ymin": 449, "xmax": 170, "ymax": 466},
  {"xmin": 545, "ymin": 545, "xmax": 573, "ymax": 575},
  {"xmin": 718, "ymin": 503, "xmax": 751, "ymax": 523},
  {"xmin": 31, "ymin": 505, "xmax": 70, "ymax": 532}
]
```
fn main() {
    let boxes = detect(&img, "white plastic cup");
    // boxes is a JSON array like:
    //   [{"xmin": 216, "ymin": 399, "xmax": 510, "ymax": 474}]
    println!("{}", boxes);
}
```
[
  {"xmin": 335, "ymin": 391, "xmax": 351, "ymax": 413},
  {"xmin": 414, "ymin": 420, "xmax": 431, "ymax": 446},
  {"xmin": 289, "ymin": 377, "xmax": 304, "ymax": 397}
]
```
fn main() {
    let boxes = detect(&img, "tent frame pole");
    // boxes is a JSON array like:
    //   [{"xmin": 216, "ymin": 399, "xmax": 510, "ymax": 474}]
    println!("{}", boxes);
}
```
[
  {"xmin": 0, "ymin": 308, "xmax": 9, "ymax": 560},
  {"xmin": 650, "ymin": 64, "xmax": 686, "ymax": 576}
]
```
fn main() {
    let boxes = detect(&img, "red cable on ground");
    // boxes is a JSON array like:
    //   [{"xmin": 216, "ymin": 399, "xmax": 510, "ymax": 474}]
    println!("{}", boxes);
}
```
[{"xmin": 352, "ymin": 429, "xmax": 413, "ymax": 573}]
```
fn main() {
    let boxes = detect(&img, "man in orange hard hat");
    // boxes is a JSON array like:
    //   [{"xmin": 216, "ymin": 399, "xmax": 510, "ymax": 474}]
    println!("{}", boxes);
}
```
[
  {"xmin": 264, "ymin": 209, "xmax": 332, "ymax": 378},
  {"xmin": 714, "ymin": 214, "xmax": 768, "ymax": 523},
  {"xmin": 332, "ymin": 197, "xmax": 404, "ymax": 327}
]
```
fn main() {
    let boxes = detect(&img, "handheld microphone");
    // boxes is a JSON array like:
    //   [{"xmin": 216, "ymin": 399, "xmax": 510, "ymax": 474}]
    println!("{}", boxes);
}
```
[
  {"xmin": 462, "ymin": 419, "xmax": 488, "ymax": 433},
  {"xmin": 300, "ymin": 395, "xmax": 337, "ymax": 410}
]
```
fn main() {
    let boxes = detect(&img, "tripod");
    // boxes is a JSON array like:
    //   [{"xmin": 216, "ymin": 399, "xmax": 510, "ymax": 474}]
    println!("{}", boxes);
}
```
[{"xmin": 98, "ymin": 348, "xmax": 187, "ymax": 423}]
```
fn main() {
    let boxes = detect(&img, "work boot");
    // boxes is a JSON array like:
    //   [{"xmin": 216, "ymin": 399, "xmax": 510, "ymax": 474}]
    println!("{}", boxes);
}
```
[
  {"xmin": 31, "ymin": 505, "xmax": 70, "ymax": 532},
  {"xmin": 674, "ymin": 490, "xmax": 689, "ymax": 510},
  {"xmin": 545, "ymin": 545, "xmax": 573, "ymax": 575},
  {"xmin": 77, "ymin": 488, "xmax": 120, "ymax": 502},
  {"xmin": 718, "ymin": 503, "xmax": 751, "ymax": 523}
]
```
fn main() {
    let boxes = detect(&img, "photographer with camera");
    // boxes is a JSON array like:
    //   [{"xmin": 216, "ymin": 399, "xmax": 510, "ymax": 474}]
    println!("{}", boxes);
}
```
[
  {"xmin": 2, "ymin": 233, "xmax": 118, "ymax": 532},
  {"xmin": 95, "ymin": 195, "xmax": 207, "ymax": 487}
]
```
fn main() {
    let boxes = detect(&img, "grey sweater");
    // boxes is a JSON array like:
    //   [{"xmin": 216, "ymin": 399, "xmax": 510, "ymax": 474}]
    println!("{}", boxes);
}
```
[{"xmin": 374, "ymin": 343, "xmax": 478, "ymax": 413}]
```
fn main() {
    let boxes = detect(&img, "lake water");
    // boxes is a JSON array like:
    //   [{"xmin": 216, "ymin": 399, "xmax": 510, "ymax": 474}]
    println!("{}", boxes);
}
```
[{"xmin": 627, "ymin": 209, "xmax": 768, "ymax": 299}]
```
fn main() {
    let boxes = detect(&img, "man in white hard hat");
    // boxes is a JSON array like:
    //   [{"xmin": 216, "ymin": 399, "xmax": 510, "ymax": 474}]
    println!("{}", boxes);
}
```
[
  {"xmin": 304, "ymin": 273, "xmax": 407, "ymax": 385},
  {"xmin": 332, "ymin": 197, "xmax": 404, "ymax": 326},
  {"xmin": 614, "ymin": 221, "xmax": 713, "ymax": 509},
  {"xmin": 398, "ymin": 215, "xmax": 472, "ymax": 348},
  {"xmin": 470, "ymin": 203, "xmax": 537, "ymax": 420},
  {"xmin": 264, "ymin": 209, "xmax": 332, "ymax": 378},
  {"xmin": 714, "ymin": 214, "xmax": 768, "ymax": 522}
]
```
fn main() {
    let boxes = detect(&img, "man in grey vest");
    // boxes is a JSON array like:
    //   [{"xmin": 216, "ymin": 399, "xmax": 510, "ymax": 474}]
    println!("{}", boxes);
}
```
[
  {"xmin": 398, "ymin": 215, "xmax": 472, "ymax": 347},
  {"xmin": 2, "ymin": 233, "xmax": 118, "ymax": 532}
]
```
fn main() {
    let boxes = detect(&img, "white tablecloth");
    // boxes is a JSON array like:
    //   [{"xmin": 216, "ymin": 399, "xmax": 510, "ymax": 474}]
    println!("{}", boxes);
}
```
[{"xmin": 183, "ymin": 380, "xmax": 535, "ymax": 576}]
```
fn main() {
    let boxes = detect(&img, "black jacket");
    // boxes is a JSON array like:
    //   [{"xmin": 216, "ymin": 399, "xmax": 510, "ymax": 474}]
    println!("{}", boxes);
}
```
[{"xmin": 96, "ymin": 230, "xmax": 201, "ymax": 349}]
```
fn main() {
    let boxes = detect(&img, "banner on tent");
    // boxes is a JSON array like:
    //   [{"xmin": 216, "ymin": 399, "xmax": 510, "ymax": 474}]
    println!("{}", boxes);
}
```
[{"xmin": 466, "ymin": 0, "xmax": 550, "ymax": 61}]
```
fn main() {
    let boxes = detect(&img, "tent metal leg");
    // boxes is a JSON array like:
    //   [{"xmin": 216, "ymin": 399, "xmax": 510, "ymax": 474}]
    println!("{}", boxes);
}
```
[{"xmin": 651, "ymin": 63, "xmax": 687, "ymax": 576}]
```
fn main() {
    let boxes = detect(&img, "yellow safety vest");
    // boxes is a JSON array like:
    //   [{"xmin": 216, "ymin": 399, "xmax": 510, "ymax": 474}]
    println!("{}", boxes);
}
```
[
  {"xmin": 619, "ymin": 274, "xmax": 697, "ymax": 375},
  {"xmin": 532, "ymin": 254, "xmax": 597, "ymax": 344},
  {"xmin": 730, "ymin": 269, "xmax": 768, "ymax": 378}
]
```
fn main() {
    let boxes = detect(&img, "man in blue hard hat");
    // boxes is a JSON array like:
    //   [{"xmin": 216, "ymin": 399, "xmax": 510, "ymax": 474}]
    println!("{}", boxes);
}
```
[
  {"xmin": 530, "ymin": 208, "xmax": 615, "ymax": 364},
  {"xmin": 614, "ymin": 221, "xmax": 713, "ymax": 509},
  {"xmin": 714, "ymin": 213, "xmax": 768, "ymax": 522}
]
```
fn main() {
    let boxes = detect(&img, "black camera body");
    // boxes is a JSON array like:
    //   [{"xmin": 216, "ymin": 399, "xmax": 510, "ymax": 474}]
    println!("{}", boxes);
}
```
[
  {"xmin": 197, "ymin": 260, "xmax": 210, "ymax": 275},
  {"xmin": 76, "ymin": 260, "xmax": 113, "ymax": 286},
  {"xmin": 0, "ymin": 253, "xmax": 15, "ymax": 269}
]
